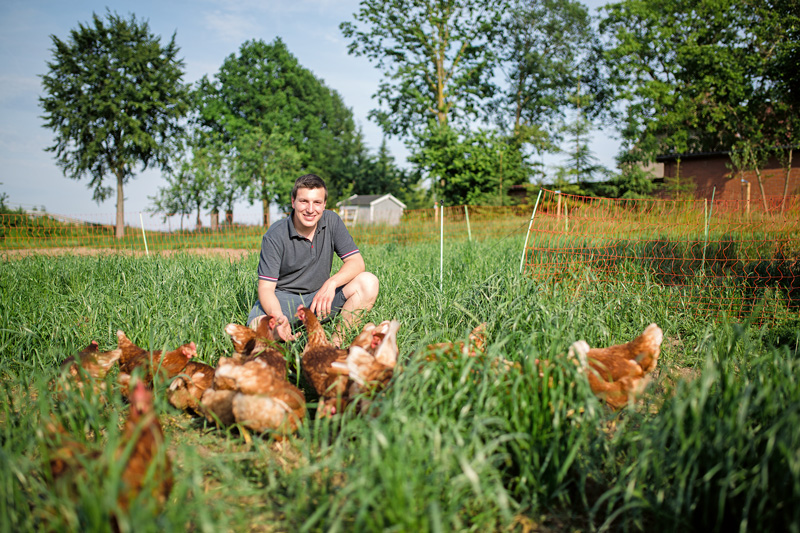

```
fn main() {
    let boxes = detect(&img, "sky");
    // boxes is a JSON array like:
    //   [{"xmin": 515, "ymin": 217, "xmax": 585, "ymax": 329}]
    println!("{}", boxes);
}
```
[{"xmin": 0, "ymin": 0, "xmax": 619, "ymax": 229}]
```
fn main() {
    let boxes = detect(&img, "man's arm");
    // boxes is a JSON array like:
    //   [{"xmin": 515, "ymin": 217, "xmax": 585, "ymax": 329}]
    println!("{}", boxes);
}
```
[
  {"xmin": 257, "ymin": 279, "xmax": 296, "ymax": 341},
  {"xmin": 310, "ymin": 253, "xmax": 365, "ymax": 318}
]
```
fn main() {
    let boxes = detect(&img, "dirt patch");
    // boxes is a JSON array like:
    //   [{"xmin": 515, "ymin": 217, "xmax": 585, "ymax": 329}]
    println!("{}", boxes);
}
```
[{"xmin": 1, "ymin": 247, "xmax": 255, "ymax": 261}]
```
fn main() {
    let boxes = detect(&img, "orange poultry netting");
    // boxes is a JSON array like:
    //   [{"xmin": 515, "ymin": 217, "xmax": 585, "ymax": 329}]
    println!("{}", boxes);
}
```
[
  {"xmin": 3, "ymin": 195, "xmax": 798, "ymax": 324},
  {"xmin": 522, "ymin": 189, "xmax": 800, "ymax": 325},
  {"xmin": 0, "ymin": 204, "xmax": 534, "ymax": 253}
]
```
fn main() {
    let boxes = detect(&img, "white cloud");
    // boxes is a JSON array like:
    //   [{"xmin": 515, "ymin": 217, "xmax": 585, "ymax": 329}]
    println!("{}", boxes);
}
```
[{"xmin": 202, "ymin": 10, "xmax": 260, "ymax": 44}]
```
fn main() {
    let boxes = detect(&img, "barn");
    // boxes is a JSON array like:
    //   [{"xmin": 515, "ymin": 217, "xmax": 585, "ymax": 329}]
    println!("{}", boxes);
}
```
[{"xmin": 336, "ymin": 194, "xmax": 407, "ymax": 226}]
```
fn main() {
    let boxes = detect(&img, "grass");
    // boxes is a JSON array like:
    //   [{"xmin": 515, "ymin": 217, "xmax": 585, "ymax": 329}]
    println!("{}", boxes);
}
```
[{"xmin": 1, "ymin": 238, "xmax": 799, "ymax": 532}]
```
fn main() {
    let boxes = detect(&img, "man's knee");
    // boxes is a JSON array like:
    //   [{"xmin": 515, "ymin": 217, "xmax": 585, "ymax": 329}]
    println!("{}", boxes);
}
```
[
  {"xmin": 357, "ymin": 271, "xmax": 379, "ymax": 300},
  {"xmin": 345, "ymin": 272, "xmax": 379, "ymax": 308}
]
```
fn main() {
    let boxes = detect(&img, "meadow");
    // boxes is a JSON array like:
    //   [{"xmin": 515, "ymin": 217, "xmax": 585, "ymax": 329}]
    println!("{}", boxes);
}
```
[{"xmin": 1, "ymin": 236, "xmax": 799, "ymax": 532}]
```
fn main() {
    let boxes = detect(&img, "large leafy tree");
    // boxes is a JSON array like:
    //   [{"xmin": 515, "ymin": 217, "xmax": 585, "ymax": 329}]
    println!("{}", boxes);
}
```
[
  {"xmin": 40, "ymin": 11, "xmax": 190, "ymax": 238},
  {"xmin": 341, "ymin": 1, "xmax": 511, "ymax": 206},
  {"xmin": 195, "ymin": 39, "xmax": 359, "ymax": 225},
  {"xmin": 491, "ymin": 0, "xmax": 597, "ymax": 154},
  {"xmin": 600, "ymin": 0, "xmax": 797, "ymax": 205},
  {"xmin": 341, "ymin": 0, "xmax": 505, "ymax": 138}
]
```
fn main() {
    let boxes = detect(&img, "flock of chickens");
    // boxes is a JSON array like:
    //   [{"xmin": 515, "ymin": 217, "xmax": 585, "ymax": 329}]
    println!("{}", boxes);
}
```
[{"xmin": 47, "ymin": 308, "xmax": 663, "ymax": 518}]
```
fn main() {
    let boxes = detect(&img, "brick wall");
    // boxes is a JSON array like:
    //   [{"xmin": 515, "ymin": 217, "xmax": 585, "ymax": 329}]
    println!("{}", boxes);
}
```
[{"xmin": 661, "ymin": 152, "xmax": 800, "ymax": 207}]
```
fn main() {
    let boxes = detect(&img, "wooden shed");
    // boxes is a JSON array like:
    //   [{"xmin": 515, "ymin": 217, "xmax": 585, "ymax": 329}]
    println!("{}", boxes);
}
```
[{"xmin": 336, "ymin": 194, "xmax": 407, "ymax": 226}]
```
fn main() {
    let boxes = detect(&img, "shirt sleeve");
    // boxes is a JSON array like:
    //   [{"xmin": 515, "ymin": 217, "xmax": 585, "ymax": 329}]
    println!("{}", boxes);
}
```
[
  {"xmin": 330, "ymin": 211, "xmax": 359, "ymax": 260},
  {"xmin": 257, "ymin": 229, "xmax": 283, "ymax": 283}
]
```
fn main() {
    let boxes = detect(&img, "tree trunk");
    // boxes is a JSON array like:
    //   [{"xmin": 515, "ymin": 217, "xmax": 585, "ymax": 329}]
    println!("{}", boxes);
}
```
[
  {"xmin": 225, "ymin": 210, "xmax": 233, "ymax": 224},
  {"xmin": 196, "ymin": 205, "xmax": 202, "ymax": 230},
  {"xmin": 115, "ymin": 172, "xmax": 125, "ymax": 239},
  {"xmin": 210, "ymin": 210, "xmax": 219, "ymax": 231},
  {"xmin": 754, "ymin": 165, "xmax": 768, "ymax": 213},
  {"xmin": 262, "ymin": 197, "xmax": 270, "ymax": 228},
  {"xmin": 781, "ymin": 148, "xmax": 792, "ymax": 214}
]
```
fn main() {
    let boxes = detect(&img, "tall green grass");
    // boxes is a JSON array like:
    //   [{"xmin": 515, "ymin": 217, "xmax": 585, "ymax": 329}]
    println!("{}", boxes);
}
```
[{"xmin": 1, "ymin": 240, "xmax": 798, "ymax": 531}]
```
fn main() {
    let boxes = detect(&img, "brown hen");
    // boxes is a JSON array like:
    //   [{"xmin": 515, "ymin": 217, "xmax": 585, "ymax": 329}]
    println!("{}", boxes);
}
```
[
  {"xmin": 340, "ymin": 320, "xmax": 401, "ymax": 393},
  {"xmin": 55, "ymin": 341, "xmax": 121, "ymax": 399},
  {"xmin": 214, "ymin": 358, "xmax": 306, "ymax": 436},
  {"xmin": 43, "ymin": 381, "xmax": 172, "ymax": 517},
  {"xmin": 568, "ymin": 323, "xmax": 663, "ymax": 409},
  {"xmin": 117, "ymin": 381, "xmax": 173, "ymax": 511},
  {"xmin": 167, "ymin": 360, "xmax": 215, "ymax": 413},
  {"xmin": 224, "ymin": 315, "xmax": 287, "ymax": 379},
  {"xmin": 296, "ymin": 306, "xmax": 350, "ymax": 416},
  {"xmin": 116, "ymin": 330, "xmax": 196, "ymax": 389}
]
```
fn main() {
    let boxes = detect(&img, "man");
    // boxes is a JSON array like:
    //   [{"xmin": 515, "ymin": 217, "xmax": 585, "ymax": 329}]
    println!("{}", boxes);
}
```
[{"xmin": 246, "ymin": 174, "xmax": 379, "ymax": 347}]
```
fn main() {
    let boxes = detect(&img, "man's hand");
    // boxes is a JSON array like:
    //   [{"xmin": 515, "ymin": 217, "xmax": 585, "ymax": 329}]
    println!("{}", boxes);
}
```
[
  {"xmin": 272, "ymin": 315, "xmax": 297, "ymax": 342},
  {"xmin": 310, "ymin": 279, "xmax": 337, "ymax": 319}
]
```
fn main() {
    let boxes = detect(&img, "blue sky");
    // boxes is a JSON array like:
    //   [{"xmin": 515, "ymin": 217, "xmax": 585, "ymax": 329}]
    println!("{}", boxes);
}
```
[{"xmin": 0, "ymin": 0, "xmax": 618, "ymax": 227}]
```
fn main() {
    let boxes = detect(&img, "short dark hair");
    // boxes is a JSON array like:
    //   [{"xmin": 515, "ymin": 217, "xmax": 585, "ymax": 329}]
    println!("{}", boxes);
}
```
[{"xmin": 292, "ymin": 174, "xmax": 327, "ymax": 201}]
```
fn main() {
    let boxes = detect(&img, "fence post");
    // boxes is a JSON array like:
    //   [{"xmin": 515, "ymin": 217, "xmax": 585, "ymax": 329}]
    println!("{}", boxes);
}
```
[
  {"xmin": 440, "ymin": 203, "xmax": 444, "ymax": 291},
  {"xmin": 701, "ymin": 187, "xmax": 716, "ymax": 274},
  {"xmin": 464, "ymin": 205, "xmax": 472, "ymax": 241},
  {"xmin": 741, "ymin": 180, "xmax": 750, "ymax": 218},
  {"xmin": 556, "ymin": 191, "xmax": 562, "ymax": 221},
  {"xmin": 519, "ymin": 190, "xmax": 543, "ymax": 274},
  {"xmin": 139, "ymin": 213, "xmax": 149, "ymax": 256}
]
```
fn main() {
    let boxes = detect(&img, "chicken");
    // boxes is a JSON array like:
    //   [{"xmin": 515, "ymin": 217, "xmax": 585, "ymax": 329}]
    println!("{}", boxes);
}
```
[
  {"xmin": 425, "ymin": 322, "xmax": 487, "ymax": 359},
  {"xmin": 42, "ymin": 381, "xmax": 172, "ymax": 518},
  {"xmin": 338, "ymin": 320, "xmax": 401, "ymax": 393},
  {"xmin": 296, "ymin": 306, "xmax": 350, "ymax": 416},
  {"xmin": 421, "ymin": 323, "xmax": 520, "ymax": 373},
  {"xmin": 224, "ymin": 315, "xmax": 287, "ymax": 379},
  {"xmin": 116, "ymin": 330, "xmax": 197, "ymax": 388},
  {"xmin": 55, "ymin": 341, "xmax": 121, "ymax": 399},
  {"xmin": 44, "ymin": 420, "xmax": 98, "ymax": 484},
  {"xmin": 214, "ymin": 358, "xmax": 306, "ymax": 436},
  {"xmin": 117, "ymin": 380, "xmax": 173, "ymax": 511},
  {"xmin": 197, "ymin": 355, "xmax": 241, "ymax": 427},
  {"xmin": 167, "ymin": 360, "xmax": 215, "ymax": 413},
  {"xmin": 568, "ymin": 323, "xmax": 663, "ymax": 409}
]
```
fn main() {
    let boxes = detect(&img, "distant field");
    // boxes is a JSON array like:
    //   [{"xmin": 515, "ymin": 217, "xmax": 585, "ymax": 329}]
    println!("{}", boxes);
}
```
[{"xmin": 1, "ymin": 238, "xmax": 798, "ymax": 531}]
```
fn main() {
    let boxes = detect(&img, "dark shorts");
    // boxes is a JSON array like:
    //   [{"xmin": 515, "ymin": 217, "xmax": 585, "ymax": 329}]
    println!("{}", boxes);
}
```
[{"xmin": 247, "ymin": 287, "xmax": 347, "ymax": 327}]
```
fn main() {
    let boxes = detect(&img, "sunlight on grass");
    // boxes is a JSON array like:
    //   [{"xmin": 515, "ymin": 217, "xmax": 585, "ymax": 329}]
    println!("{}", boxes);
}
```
[{"xmin": 1, "ymin": 241, "xmax": 798, "ymax": 531}]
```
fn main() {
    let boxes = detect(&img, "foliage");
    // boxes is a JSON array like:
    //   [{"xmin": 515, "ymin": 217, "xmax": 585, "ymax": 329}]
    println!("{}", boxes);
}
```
[
  {"xmin": 341, "ymin": 137, "xmax": 427, "ymax": 209},
  {"xmin": 39, "ymin": 10, "xmax": 190, "ymax": 238},
  {"xmin": 340, "ymin": 0, "xmax": 505, "ymax": 137},
  {"xmin": 601, "ymin": 152, "xmax": 657, "ymax": 199},
  {"xmin": 555, "ymin": 84, "xmax": 609, "ymax": 185},
  {"xmin": 193, "ymin": 39, "xmax": 359, "ymax": 219},
  {"xmin": 598, "ymin": 329, "xmax": 800, "ymax": 532},
  {"xmin": 410, "ymin": 124, "xmax": 530, "ymax": 205},
  {"xmin": 599, "ymin": 0, "xmax": 799, "ymax": 174},
  {"xmin": 490, "ymin": 0, "xmax": 598, "ymax": 152}
]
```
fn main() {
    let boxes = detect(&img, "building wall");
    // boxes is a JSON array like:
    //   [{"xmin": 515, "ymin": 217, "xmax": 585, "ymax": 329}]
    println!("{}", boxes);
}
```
[
  {"xmin": 661, "ymin": 153, "xmax": 800, "ymax": 208},
  {"xmin": 372, "ymin": 202, "xmax": 403, "ymax": 225}
]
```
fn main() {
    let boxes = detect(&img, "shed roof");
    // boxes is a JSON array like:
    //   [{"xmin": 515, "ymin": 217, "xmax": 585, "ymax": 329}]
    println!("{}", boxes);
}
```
[{"xmin": 336, "ymin": 194, "xmax": 407, "ymax": 209}]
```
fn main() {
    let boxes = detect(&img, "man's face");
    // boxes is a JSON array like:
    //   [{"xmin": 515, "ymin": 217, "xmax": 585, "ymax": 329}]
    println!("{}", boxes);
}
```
[{"xmin": 291, "ymin": 187, "xmax": 326, "ymax": 232}]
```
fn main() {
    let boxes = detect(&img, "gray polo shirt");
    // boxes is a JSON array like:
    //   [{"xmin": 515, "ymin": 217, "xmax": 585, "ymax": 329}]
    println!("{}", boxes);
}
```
[{"xmin": 257, "ymin": 209, "xmax": 360, "ymax": 294}]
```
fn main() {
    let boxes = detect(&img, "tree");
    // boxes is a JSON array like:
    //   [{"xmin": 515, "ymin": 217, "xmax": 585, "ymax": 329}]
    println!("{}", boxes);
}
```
[
  {"xmin": 491, "ymin": 0, "xmax": 597, "ymax": 154},
  {"xmin": 411, "ymin": 124, "xmax": 529, "ymax": 205},
  {"xmin": 40, "ymin": 11, "xmax": 190, "ymax": 238},
  {"xmin": 556, "ymin": 82, "xmax": 607, "ymax": 184},
  {"xmin": 600, "ymin": 0, "xmax": 797, "ymax": 199},
  {"xmin": 148, "ymin": 170, "xmax": 194, "ymax": 232},
  {"xmin": 195, "ymin": 39, "xmax": 359, "ymax": 225},
  {"xmin": 341, "ymin": 0, "xmax": 505, "ymax": 138}
]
